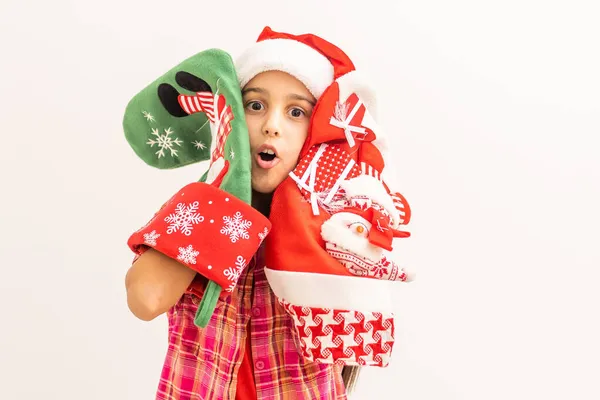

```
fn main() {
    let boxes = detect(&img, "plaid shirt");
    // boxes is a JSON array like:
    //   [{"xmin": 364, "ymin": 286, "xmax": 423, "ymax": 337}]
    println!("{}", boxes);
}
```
[{"xmin": 155, "ymin": 246, "xmax": 348, "ymax": 400}]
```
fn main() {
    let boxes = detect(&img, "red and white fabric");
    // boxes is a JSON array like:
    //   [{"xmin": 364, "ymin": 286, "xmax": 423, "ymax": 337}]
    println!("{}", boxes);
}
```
[{"xmin": 127, "ymin": 182, "xmax": 271, "ymax": 296}]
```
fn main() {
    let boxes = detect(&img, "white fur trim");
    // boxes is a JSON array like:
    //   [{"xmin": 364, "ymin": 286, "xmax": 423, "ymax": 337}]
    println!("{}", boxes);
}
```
[
  {"xmin": 336, "ymin": 71, "xmax": 377, "ymax": 119},
  {"xmin": 340, "ymin": 175, "xmax": 400, "ymax": 228},
  {"xmin": 264, "ymin": 267, "xmax": 394, "ymax": 314},
  {"xmin": 320, "ymin": 212, "xmax": 383, "ymax": 262},
  {"xmin": 235, "ymin": 38, "xmax": 334, "ymax": 99}
]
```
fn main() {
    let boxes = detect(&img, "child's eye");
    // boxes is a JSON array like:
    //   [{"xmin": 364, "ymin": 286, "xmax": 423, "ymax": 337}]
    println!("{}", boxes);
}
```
[
  {"xmin": 246, "ymin": 101, "xmax": 264, "ymax": 112},
  {"xmin": 289, "ymin": 107, "xmax": 305, "ymax": 118}
]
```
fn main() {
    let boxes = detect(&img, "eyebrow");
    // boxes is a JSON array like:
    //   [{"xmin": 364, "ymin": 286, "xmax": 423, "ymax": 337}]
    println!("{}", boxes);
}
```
[
  {"xmin": 242, "ymin": 87, "xmax": 316, "ymax": 106},
  {"xmin": 288, "ymin": 93, "xmax": 316, "ymax": 106},
  {"xmin": 242, "ymin": 87, "xmax": 265, "ymax": 96}
]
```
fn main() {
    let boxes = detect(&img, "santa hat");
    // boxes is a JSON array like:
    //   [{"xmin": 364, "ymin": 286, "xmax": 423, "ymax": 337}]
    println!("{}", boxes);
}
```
[
  {"xmin": 236, "ymin": 26, "xmax": 392, "ymax": 177},
  {"xmin": 235, "ymin": 26, "xmax": 377, "ymax": 115}
]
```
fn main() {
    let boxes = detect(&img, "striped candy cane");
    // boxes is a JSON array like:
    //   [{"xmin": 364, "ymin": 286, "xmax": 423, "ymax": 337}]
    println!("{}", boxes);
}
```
[
  {"xmin": 177, "ymin": 92, "xmax": 234, "ymax": 163},
  {"xmin": 390, "ymin": 191, "xmax": 411, "ymax": 225}
]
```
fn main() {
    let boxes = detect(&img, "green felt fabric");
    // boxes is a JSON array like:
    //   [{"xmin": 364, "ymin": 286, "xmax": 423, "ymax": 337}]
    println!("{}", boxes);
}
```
[
  {"xmin": 123, "ymin": 48, "xmax": 253, "ymax": 327},
  {"xmin": 195, "ymin": 281, "xmax": 222, "ymax": 328},
  {"xmin": 122, "ymin": 48, "xmax": 252, "ymax": 205}
]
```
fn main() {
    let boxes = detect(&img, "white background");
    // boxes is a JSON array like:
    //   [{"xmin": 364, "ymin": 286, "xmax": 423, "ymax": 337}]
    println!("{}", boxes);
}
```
[{"xmin": 1, "ymin": 0, "xmax": 599, "ymax": 399}]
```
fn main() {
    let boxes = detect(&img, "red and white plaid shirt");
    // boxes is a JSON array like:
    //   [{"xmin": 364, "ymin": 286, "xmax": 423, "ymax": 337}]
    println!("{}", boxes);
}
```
[{"xmin": 154, "ymin": 245, "xmax": 348, "ymax": 400}]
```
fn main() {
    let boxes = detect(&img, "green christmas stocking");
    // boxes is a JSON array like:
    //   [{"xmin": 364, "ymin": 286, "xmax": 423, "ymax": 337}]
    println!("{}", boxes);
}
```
[{"xmin": 123, "ymin": 49, "xmax": 264, "ymax": 327}]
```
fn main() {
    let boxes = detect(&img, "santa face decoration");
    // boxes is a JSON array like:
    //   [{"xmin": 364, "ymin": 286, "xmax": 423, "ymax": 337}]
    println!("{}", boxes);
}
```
[
  {"xmin": 321, "ymin": 211, "xmax": 383, "ymax": 263},
  {"xmin": 320, "ymin": 200, "xmax": 414, "ymax": 283}
]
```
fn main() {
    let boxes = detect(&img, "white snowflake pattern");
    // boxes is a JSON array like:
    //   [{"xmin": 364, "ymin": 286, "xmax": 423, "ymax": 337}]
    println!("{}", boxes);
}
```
[
  {"xmin": 193, "ymin": 140, "xmax": 207, "ymax": 150},
  {"xmin": 220, "ymin": 211, "xmax": 252, "ymax": 243},
  {"xmin": 258, "ymin": 227, "xmax": 269, "ymax": 241},
  {"xmin": 229, "ymin": 149, "xmax": 235, "ymax": 159},
  {"xmin": 164, "ymin": 201, "xmax": 204, "ymax": 236},
  {"xmin": 143, "ymin": 230, "xmax": 160, "ymax": 246},
  {"xmin": 147, "ymin": 127, "xmax": 183, "ymax": 158},
  {"xmin": 177, "ymin": 245, "xmax": 199, "ymax": 265},
  {"xmin": 223, "ymin": 267, "xmax": 241, "ymax": 282},
  {"xmin": 369, "ymin": 261, "xmax": 389, "ymax": 279},
  {"xmin": 142, "ymin": 110, "xmax": 155, "ymax": 123},
  {"xmin": 224, "ymin": 256, "xmax": 247, "ymax": 292}
]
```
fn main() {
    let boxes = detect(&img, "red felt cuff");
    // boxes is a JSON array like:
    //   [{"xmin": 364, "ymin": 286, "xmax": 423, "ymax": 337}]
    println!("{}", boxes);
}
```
[{"xmin": 127, "ymin": 182, "xmax": 271, "ymax": 293}]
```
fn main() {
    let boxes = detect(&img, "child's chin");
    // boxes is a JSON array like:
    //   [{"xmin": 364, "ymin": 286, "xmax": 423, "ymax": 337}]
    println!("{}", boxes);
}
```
[{"xmin": 251, "ymin": 173, "xmax": 286, "ymax": 194}]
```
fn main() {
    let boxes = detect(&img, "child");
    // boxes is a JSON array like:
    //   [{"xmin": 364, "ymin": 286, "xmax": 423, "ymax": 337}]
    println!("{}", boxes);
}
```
[{"xmin": 125, "ymin": 27, "xmax": 376, "ymax": 399}]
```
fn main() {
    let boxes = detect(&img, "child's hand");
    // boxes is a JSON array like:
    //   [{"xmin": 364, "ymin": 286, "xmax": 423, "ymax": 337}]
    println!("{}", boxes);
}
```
[{"xmin": 125, "ymin": 248, "xmax": 197, "ymax": 321}]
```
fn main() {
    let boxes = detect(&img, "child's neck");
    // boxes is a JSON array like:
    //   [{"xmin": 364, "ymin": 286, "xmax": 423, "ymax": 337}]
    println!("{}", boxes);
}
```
[{"xmin": 251, "ymin": 190, "xmax": 273, "ymax": 217}]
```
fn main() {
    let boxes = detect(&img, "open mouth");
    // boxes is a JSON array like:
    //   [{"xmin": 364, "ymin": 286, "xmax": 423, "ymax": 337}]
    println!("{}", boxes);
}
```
[
  {"xmin": 259, "ymin": 149, "xmax": 276, "ymax": 162},
  {"xmin": 256, "ymin": 147, "xmax": 280, "ymax": 169}
]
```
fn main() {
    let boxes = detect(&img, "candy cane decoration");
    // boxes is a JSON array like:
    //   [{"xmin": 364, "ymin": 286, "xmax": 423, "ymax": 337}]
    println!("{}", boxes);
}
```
[
  {"xmin": 177, "ymin": 92, "xmax": 234, "ymax": 163},
  {"xmin": 390, "ymin": 191, "xmax": 411, "ymax": 225},
  {"xmin": 360, "ymin": 162, "xmax": 381, "ymax": 181}
]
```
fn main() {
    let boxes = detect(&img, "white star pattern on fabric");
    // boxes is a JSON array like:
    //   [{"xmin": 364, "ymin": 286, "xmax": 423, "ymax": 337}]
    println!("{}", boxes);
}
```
[
  {"xmin": 192, "ymin": 140, "xmax": 206, "ymax": 150},
  {"xmin": 142, "ymin": 110, "xmax": 155, "ymax": 122}
]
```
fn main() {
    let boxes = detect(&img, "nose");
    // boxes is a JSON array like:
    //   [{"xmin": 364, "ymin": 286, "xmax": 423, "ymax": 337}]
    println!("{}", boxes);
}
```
[{"xmin": 262, "ymin": 110, "xmax": 282, "ymax": 137}]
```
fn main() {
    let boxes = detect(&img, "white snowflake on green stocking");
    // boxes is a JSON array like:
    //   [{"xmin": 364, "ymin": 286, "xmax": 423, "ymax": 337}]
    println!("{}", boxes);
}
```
[
  {"xmin": 193, "ymin": 140, "xmax": 206, "ymax": 150},
  {"xmin": 142, "ymin": 110, "xmax": 156, "ymax": 123},
  {"xmin": 147, "ymin": 127, "xmax": 183, "ymax": 158}
]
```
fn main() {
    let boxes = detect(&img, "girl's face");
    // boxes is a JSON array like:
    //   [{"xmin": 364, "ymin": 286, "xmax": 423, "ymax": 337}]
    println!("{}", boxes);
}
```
[{"xmin": 243, "ymin": 70, "xmax": 316, "ymax": 194}]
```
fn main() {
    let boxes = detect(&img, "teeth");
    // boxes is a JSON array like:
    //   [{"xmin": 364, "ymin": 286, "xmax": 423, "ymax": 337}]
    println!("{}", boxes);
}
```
[{"xmin": 262, "ymin": 149, "xmax": 275, "ymax": 155}]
